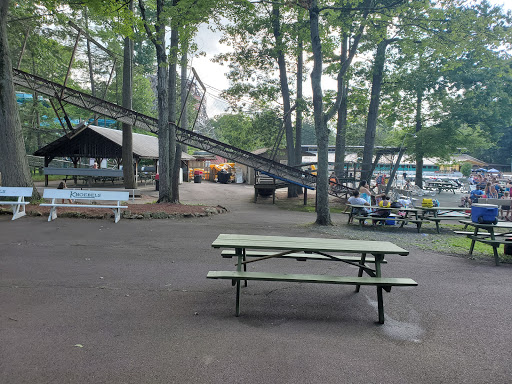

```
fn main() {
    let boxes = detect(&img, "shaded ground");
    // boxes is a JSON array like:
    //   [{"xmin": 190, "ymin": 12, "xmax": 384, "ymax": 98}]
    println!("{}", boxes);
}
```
[{"xmin": 1, "ymin": 181, "xmax": 511, "ymax": 383}]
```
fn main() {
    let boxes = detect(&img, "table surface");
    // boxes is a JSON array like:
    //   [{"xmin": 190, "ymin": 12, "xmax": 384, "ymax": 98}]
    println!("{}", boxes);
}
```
[
  {"xmin": 212, "ymin": 234, "xmax": 409, "ymax": 255},
  {"xmin": 416, "ymin": 206, "xmax": 468, "ymax": 211},
  {"xmin": 426, "ymin": 181, "xmax": 456, "ymax": 185},
  {"xmin": 348, "ymin": 204, "xmax": 418, "ymax": 211}
]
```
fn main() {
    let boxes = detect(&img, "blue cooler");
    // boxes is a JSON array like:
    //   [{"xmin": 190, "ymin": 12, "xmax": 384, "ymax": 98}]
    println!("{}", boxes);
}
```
[
  {"xmin": 471, "ymin": 203, "xmax": 498, "ymax": 224},
  {"xmin": 385, "ymin": 216, "xmax": 396, "ymax": 225}
]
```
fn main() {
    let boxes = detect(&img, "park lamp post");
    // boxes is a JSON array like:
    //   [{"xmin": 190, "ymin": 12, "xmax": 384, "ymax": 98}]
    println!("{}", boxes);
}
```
[{"xmin": 384, "ymin": 133, "xmax": 417, "ymax": 195}]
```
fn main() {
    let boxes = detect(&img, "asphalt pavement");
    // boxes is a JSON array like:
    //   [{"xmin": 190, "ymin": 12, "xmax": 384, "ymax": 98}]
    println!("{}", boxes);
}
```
[{"xmin": 1, "ymin": 182, "xmax": 511, "ymax": 383}]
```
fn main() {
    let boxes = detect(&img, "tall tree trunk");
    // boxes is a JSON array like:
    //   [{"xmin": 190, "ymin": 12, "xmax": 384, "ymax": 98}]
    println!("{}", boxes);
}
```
[
  {"xmin": 414, "ymin": 89, "xmax": 424, "ymax": 188},
  {"xmin": 361, "ymin": 38, "xmax": 389, "ymax": 182},
  {"xmin": 178, "ymin": 48, "xmax": 188, "ymax": 185},
  {"xmin": 140, "ymin": 0, "xmax": 171, "ymax": 202},
  {"xmin": 272, "ymin": 4, "xmax": 297, "ymax": 198},
  {"xmin": 294, "ymin": 34, "xmax": 303, "ymax": 195},
  {"xmin": 168, "ymin": 25, "xmax": 179, "ymax": 203},
  {"xmin": 335, "ymin": 34, "xmax": 349, "ymax": 179},
  {"xmin": 139, "ymin": 0, "xmax": 171, "ymax": 201},
  {"xmin": 309, "ymin": 1, "xmax": 331, "ymax": 225},
  {"xmin": 0, "ymin": 0, "xmax": 35, "ymax": 194},
  {"xmin": 122, "ymin": 0, "xmax": 136, "ymax": 189}
]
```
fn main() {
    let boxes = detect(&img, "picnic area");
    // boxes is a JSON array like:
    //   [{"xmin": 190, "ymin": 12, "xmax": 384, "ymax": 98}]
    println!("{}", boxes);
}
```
[{"xmin": 1, "ymin": 182, "xmax": 511, "ymax": 383}]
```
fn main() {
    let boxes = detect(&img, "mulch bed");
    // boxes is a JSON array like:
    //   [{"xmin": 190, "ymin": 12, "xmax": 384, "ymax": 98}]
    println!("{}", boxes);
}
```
[{"xmin": 1, "ymin": 203, "xmax": 228, "ymax": 220}]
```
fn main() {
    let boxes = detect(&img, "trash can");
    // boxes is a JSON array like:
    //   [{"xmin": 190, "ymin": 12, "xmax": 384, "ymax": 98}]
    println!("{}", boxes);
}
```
[
  {"xmin": 193, "ymin": 169, "xmax": 203, "ymax": 183},
  {"xmin": 218, "ymin": 171, "xmax": 231, "ymax": 184},
  {"xmin": 155, "ymin": 174, "xmax": 159, "ymax": 191}
]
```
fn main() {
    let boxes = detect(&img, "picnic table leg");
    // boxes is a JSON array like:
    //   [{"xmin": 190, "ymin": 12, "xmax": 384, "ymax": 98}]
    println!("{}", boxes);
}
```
[
  {"xmin": 243, "ymin": 249, "xmax": 248, "ymax": 287},
  {"xmin": 469, "ymin": 227, "xmax": 478, "ymax": 255},
  {"xmin": 235, "ymin": 247, "xmax": 243, "ymax": 315},
  {"xmin": 373, "ymin": 254, "xmax": 385, "ymax": 323},
  {"xmin": 376, "ymin": 286, "xmax": 385, "ymax": 324},
  {"xmin": 235, "ymin": 280, "xmax": 241, "ymax": 316},
  {"xmin": 355, "ymin": 253, "xmax": 367, "ymax": 293},
  {"xmin": 489, "ymin": 228, "xmax": 500, "ymax": 266}
]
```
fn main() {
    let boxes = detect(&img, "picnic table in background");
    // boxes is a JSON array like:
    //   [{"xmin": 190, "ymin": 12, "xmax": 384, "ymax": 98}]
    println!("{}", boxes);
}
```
[
  {"xmin": 458, "ymin": 220, "xmax": 512, "ymax": 265},
  {"xmin": 346, "ymin": 204, "xmax": 426, "ymax": 232},
  {"xmin": 424, "ymin": 180, "xmax": 459, "ymax": 194},
  {"xmin": 207, "ymin": 234, "xmax": 417, "ymax": 324},
  {"xmin": 416, "ymin": 206, "xmax": 470, "ymax": 233}
]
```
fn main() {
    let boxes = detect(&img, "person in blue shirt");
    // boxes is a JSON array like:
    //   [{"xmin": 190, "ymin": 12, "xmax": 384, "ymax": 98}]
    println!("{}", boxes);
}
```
[{"xmin": 470, "ymin": 186, "xmax": 485, "ymax": 204}]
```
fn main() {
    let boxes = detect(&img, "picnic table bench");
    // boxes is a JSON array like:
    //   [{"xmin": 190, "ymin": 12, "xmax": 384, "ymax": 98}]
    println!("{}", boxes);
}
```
[
  {"xmin": 40, "ymin": 189, "xmax": 129, "ymax": 223},
  {"xmin": 208, "ymin": 234, "xmax": 417, "ymax": 324},
  {"xmin": 458, "ymin": 219, "xmax": 512, "ymax": 265},
  {"xmin": 0, "ymin": 187, "xmax": 33, "ymax": 220}
]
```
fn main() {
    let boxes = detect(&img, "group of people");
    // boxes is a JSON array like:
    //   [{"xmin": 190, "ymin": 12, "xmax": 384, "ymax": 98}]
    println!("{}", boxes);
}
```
[
  {"xmin": 347, "ymin": 180, "xmax": 413, "ymax": 224},
  {"xmin": 460, "ymin": 174, "xmax": 512, "ymax": 221}
]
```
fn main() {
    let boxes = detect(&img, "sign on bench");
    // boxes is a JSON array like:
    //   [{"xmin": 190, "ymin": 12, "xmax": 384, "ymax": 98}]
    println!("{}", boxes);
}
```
[
  {"xmin": 40, "ymin": 189, "xmax": 129, "ymax": 223},
  {"xmin": 0, "ymin": 187, "xmax": 33, "ymax": 220}
]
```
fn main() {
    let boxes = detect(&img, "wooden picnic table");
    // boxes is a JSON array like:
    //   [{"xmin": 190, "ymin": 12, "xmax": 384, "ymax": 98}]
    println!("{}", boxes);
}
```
[
  {"xmin": 346, "ymin": 204, "xmax": 426, "ymax": 231},
  {"xmin": 208, "ymin": 234, "xmax": 416, "ymax": 324},
  {"xmin": 458, "ymin": 220, "xmax": 512, "ymax": 265},
  {"xmin": 424, "ymin": 181, "xmax": 458, "ymax": 194},
  {"xmin": 416, "ymin": 206, "xmax": 470, "ymax": 233}
]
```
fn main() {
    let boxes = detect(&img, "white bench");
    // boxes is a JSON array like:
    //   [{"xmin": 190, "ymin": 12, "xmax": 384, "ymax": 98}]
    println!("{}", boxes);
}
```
[
  {"xmin": 40, "ymin": 189, "xmax": 129, "ymax": 223},
  {"xmin": 0, "ymin": 187, "xmax": 33, "ymax": 220}
]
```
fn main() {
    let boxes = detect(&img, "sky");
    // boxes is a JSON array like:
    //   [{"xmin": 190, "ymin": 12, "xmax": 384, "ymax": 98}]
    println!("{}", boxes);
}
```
[{"xmin": 190, "ymin": 0, "xmax": 512, "ymax": 116}]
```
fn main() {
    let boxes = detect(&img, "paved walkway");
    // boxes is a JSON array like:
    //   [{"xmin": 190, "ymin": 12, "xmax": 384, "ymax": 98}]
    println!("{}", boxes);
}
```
[{"xmin": 1, "ymin": 182, "xmax": 511, "ymax": 383}]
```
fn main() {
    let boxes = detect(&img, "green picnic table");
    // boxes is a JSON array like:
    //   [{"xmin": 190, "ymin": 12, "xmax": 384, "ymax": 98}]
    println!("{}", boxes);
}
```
[
  {"xmin": 416, "ymin": 206, "xmax": 470, "ymax": 233},
  {"xmin": 346, "ymin": 204, "xmax": 425, "ymax": 232},
  {"xmin": 207, "ymin": 234, "xmax": 417, "ymax": 324},
  {"xmin": 458, "ymin": 220, "xmax": 512, "ymax": 265}
]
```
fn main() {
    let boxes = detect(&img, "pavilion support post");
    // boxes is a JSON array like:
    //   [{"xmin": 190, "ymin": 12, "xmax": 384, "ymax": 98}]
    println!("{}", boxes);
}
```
[
  {"xmin": 134, "ymin": 158, "xmax": 139, "ymax": 185},
  {"xmin": 44, "ymin": 156, "xmax": 51, "ymax": 186},
  {"xmin": 72, "ymin": 157, "xmax": 79, "ymax": 185}
]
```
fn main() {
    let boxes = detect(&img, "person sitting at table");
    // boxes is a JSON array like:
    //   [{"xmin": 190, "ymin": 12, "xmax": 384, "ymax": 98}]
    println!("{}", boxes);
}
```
[
  {"xmin": 347, "ymin": 190, "xmax": 370, "ymax": 223},
  {"xmin": 500, "ymin": 191, "xmax": 511, "ymax": 221},
  {"xmin": 493, "ymin": 180, "xmax": 503, "ymax": 198},
  {"xmin": 460, "ymin": 195, "xmax": 471, "ymax": 208},
  {"xmin": 397, "ymin": 195, "xmax": 413, "ymax": 208},
  {"xmin": 371, "ymin": 195, "xmax": 391, "ymax": 217},
  {"xmin": 470, "ymin": 186, "xmax": 485, "ymax": 204},
  {"xmin": 484, "ymin": 182, "xmax": 498, "ymax": 198}
]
